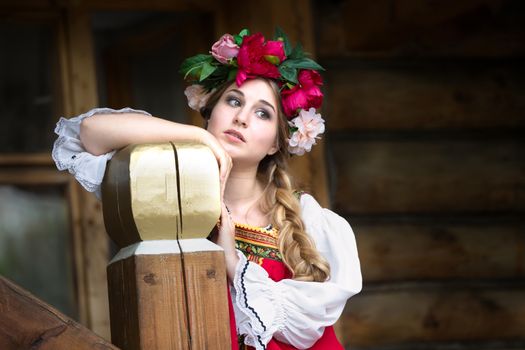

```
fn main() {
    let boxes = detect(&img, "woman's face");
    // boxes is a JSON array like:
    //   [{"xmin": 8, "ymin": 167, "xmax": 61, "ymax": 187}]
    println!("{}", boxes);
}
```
[{"xmin": 207, "ymin": 79, "xmax": 280, "ymax": 166}]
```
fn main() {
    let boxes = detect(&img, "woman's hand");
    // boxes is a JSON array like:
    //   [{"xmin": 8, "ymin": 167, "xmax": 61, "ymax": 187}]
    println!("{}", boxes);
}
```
[
  {"xmin": 198, "ymin": 129, "xmax": 232, "ymax": 200},
  {"xmin": 216, "ymin": 202, "xmax": 239, "ymax": 281}
]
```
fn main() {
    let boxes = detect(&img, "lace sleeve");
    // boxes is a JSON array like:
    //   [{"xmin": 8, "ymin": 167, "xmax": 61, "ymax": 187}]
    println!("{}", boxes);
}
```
[{"xmin": 51, "ymin": 107, "xmax": 151, "ymax": 199}]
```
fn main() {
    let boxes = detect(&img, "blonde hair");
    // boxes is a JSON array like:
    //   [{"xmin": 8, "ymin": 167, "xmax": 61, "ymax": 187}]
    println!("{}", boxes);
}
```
[{"xmin": 201, "ymin": 79, "xmax": 330, "ymax": 282}]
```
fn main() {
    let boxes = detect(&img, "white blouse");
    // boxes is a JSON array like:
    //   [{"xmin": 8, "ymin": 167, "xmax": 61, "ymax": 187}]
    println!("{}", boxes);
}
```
[{"xmin": 52, "ymin": 108, "xmax": 362, "ymax": 350}]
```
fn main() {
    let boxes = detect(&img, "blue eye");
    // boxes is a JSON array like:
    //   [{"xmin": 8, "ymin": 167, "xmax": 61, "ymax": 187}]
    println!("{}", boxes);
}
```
[
  {"xmin": 256, "ymin": 109, "xmax": 270, "ymax": 119},
  {"xmin": 226, "ymin": 96, "xmax": 241, "ymax": 107}
]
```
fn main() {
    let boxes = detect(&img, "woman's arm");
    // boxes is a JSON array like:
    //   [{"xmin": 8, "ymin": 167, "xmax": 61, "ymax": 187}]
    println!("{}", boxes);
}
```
[
  {"xmin": 79, "ymin": 113, "xmax": 205, "ymax": 155},
  {"xmin": 79, "ymin": 112, "xmax": 232, "ymax": 193}
]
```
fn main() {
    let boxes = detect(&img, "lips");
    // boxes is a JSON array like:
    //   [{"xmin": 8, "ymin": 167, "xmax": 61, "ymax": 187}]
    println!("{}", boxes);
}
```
[{"xmin": 224, "ymin": 129, "xmax": 246, "ymax": 142}]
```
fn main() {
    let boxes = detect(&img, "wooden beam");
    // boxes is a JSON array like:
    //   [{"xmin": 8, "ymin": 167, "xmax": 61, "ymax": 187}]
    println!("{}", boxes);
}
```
[
  {"xmin": 0, "ymin": 153, "xmax": 54, "ymax": 165},
  {"xmin": 332, "ymin": 138, "xmax": 525, "ymax": 214},
  {"xmin": 63, "ymin": 8, "xmax": 111, "ymax": 339},
  {"xmin": 315, "ymin": 0, "xmax": 525, "ymax": 57},
  {"xmin": 0, "ymin": 0, "xmax": 218, "ymax": 11},
  {"xmin": 324, "ymin": 62, "xmax": 525, "ymax": 131},
  {"xmin": 0, "ymin": 275, "xmax": 118, "ymax": 350},
  {"xmin": 341, "ymin": 283, "xmax": 525, "ymax": 347},
  {"xmin": 354, "ymin": 221, "xmax": 525, "ymax": 282}
]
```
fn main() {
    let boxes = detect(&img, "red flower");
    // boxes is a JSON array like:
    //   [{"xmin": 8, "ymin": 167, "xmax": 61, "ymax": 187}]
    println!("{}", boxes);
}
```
[
  {"xmin": 236, "ymin": 33, "xmax": 286, "ymax": 86},
  {"xmin": 281, "ymin": 69, "xmax": 323, "ymax": 118}
]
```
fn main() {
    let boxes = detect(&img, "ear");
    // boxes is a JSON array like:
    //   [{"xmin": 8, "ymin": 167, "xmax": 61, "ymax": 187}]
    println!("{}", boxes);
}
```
[{"xmin": 267, "ymin": 141, "xmax": 279, "ymax": 156}]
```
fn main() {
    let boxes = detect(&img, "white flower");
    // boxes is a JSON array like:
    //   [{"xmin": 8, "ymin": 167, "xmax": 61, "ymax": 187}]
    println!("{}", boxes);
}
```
[
  {"xmin": 184, "ymin": 85, "xmax": 212, "ymax": 111},
  {"xmin": 287, "ymin": 108, "xmax": 325, "ymax": 156}
]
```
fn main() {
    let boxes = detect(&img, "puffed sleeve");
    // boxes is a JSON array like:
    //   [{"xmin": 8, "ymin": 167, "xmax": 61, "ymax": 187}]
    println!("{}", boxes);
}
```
[
  {"xmin": 51, "ymin": 107, "xmax": 151, "ymax": 199},
  {"xmin": 230, "ymin": 193, "xmax": 362, "ymax": 350}
]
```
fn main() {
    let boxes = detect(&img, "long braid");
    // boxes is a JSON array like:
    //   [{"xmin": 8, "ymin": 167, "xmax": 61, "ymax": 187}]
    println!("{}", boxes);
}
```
[{"xmin": 261, "ymin": 157, "xmax": 330, "ymax": 282}]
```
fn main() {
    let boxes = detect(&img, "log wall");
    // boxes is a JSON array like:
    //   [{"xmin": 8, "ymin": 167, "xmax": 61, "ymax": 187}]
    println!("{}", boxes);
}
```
[{"xmin": 315, "ymin": 0, "xmax": 525, "ymax": 348}]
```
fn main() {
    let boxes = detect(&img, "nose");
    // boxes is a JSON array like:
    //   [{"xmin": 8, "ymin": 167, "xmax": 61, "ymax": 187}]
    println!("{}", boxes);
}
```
[{"xmin": 233, "ymin": 108, "xmax": 249, "ymax": 127}]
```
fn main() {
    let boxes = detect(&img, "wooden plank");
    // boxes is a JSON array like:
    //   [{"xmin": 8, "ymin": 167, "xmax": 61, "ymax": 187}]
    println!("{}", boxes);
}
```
[
  {"xmin": 340, "ymin": 284, "xmax": 525, "ymax": 348},
  {"xmin": 324, "ymin": 63, "xmax": 525, "ymax": 131},
  {"xmin": 315, "ymin": 0, "xmax": 525, "ymax": 58},
  {"xmin": 0, "ymin": 153, "xmax": 53, "ymax": 165},
  {"xmin": 0, "ymin": 275, "xmax": 118, "ymax": 350},
  {"xmin": 180, "ymin": 250, "xmax": 231, "ymax": 348},
  {"xmin": 332, "ymin": 139, "xmax": 525, "ymax": 214},
  {"xmin": 353, "ymin": 221, "xmax": 525, "ymax": 282},
  {"xmin": 0, "ymin": 0, "xmax": 217, "ymax": 11},
  {"xmin": 107, "ymin": 247, "xmax": 231, "ymax": 350},
  {"xmin": 0, "ymin": 169, "xmax": 69, "ymax": 184},
  {"xmin": 65, "ymin": 9, "xmax": 111, "ymax": 339},
  {"xmin": 67, "ymin": 180, "xmax": 90, "ymax": 327}
]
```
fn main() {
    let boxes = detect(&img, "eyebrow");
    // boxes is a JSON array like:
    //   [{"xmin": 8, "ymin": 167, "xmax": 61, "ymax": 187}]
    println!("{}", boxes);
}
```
[{"xmin": 228, "ymin": 89, "xmax": 276, "ymax": 113}]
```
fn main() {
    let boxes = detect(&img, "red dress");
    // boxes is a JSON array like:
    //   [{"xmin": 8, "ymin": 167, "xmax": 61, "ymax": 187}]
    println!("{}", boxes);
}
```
[{"xmin": 228, "ymin": 223, "xmax": 344, "ymax": 350}]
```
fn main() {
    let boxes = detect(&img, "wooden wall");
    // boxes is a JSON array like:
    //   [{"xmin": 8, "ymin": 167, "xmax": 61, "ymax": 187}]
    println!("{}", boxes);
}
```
[
  {"xmin": 3, "ymin": 0, "xmax": 524, "ymax": 348},
  {"xmin": 314, "ymin": 0, "xmax": 525, "ymax": 349}
]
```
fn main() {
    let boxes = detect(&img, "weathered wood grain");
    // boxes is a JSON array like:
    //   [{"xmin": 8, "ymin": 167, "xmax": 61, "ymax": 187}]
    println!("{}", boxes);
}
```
[
  {"xmin": 107, "ymin": 250, "xmax": 231, "ymax": 350},
  {"xmin": 0, "ymin": 0, "xmax": 218, "ymax": 11},
  {"xmin": 331, "ymin": 139, "xmax": 525, "ymax": 214},
  {"xmin": 65, "ymin": 9, "xmax": 112, "ymax": 338},
  {"xmin": 323, "ymin": 64, "xmax": 525, "ymax": 131},
  {"xmin": 315, "ymin": 0, "xmax": 525, "ymax": 57},
  {"xmin": 352, "ymin": 221, "xmax": 525, "ymax": 282},
  {"xmin": 341, "ymin": 284, "xmax": 525, "ymax": 348},
  {"xmin": 0, "ymin": 275, "xmax": 118, "ymax": 350}
]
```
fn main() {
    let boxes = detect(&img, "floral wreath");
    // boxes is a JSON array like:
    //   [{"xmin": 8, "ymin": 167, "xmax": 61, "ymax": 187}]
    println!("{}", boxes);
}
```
[{"xmin": 180, "ymin": 28, "xmax": 325, "ymax": 156}]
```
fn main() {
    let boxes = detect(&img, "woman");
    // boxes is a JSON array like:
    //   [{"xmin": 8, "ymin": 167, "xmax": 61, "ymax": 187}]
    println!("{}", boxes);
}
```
[{"xmin": 52, "ymin": 29, "xmax": 361, "ymax": 350}]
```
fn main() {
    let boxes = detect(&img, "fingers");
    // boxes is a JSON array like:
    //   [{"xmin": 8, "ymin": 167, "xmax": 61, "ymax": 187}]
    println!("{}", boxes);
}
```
[
  {"xmin": 217, "ymin": 201, "xmax": 235, "ymax": 253},
  {"xmin": 200, "ymin": 131, "xmax": 232, "ymax": 200},
  {"xmin": 219, "ymin": 152, "xmax": 232, "ymax": 200}
]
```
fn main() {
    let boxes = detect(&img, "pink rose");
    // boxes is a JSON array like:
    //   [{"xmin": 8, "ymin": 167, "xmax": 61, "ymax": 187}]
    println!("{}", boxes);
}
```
[
  {"xmin": 288, "ymin": 108, "xmax": 325, "ymax": 155},
  {"xmin": 184, "ymin": 84, "xmax": 212, "ymax": 111},
  {"xmin": 236, "ymin": 33, "xmax": 286, "ymax": 86},
  {"xmin": 211, "ymin": 34, "xmax": 240, "ymax": 64},
  {"xmin": 281, "ymin": 70, "xmax": 323, "ymax": 118}
]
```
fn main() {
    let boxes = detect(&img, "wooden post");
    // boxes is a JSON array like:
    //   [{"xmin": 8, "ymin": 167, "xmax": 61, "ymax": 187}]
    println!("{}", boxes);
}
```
[{"xmin": 102, "ymin": 142, "xmax": 231, "ymax": 350}]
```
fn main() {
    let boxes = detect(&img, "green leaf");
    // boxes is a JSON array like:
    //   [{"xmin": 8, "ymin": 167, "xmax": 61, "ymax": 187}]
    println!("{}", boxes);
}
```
[
  {"xmin": 180, "ymin": 54, "xmax": 213, "ymax": 74},
  {"xmin": 264, "ymin": 55, "xmax": 280, "ymax": 65},
  {"xmin": 199, "ymin": 62, "xmax": 217, "ymax": 81},
  {"xmin": 279, "ymin": 66, "xmax": 298, "ymax": 84},
  {"xmin": 238, "ymin": 28, "xmax": 250, "ymax": 37},
  {"xmin": 274, "ymin": 26, "xmax": 292, "ymax": 57},
  {"xmin": 234, "ymin": 35, "xmax": 242, "ymax": 46},
  {"xmin": 227, "ymin": 67, "xmax": 238, "ymax": 81},
  {"xmin": 199, "ymin": 65, "xmax": 236, "ymax": 91},
  {"xmin": 234, "ymin": 28, "xmax": 250, "ymax": 46},
  {"xmin": 289, "ymin": 43, "xmax": 304, "ymax": 60},
  {"xmin": 281, "ymin": 57, "xmax": 325, "ymax": 71}
]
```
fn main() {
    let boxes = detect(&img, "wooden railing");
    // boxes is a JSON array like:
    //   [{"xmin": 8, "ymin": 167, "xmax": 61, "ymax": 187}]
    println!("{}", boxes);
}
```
[{"xmin": 0, "ymin": 275, "xmax": 118, "ymax": 350}]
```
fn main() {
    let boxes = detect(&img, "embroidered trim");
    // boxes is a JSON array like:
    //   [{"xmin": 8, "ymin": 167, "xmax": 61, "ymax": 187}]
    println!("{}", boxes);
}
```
[
  {"xmin": 235, "ymin": 222, "xmax": 278, "ymax": 237},
  {"xmin": 236, "ymin": 225, "xmax": 279, "ymax": 244},
  {"xmin": 236, "ymin": 240, "xmax": 282, "ymax": 262},
  {"xmin": 240, "ymin": 260, "xmax": 266, "ymax": 350}
]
